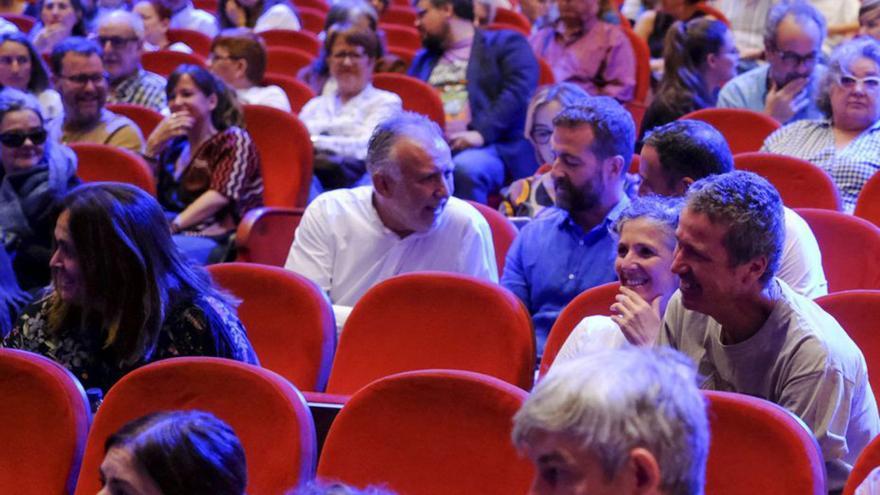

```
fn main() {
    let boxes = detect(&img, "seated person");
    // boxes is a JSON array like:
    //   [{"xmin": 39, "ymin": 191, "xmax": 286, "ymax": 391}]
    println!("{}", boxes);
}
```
[
  {"xmin": 762, "ymin": 36, "xmax": 880, "ymax": 213},
  {"xmin": 649, "ymin": 171, "xmax": 878, "ymax": 492},
  {"xmin": 639, "ymin": 119, "xmax": 828, "ymax": 298},
  {"xmin": 99, "ymin": 410, "xmax": 246, "ymax": 495},
  {"xmin": 530, "ymin": 0, "xmax": 635, "ymax": 102},
  {"xmin": 133, "ymin": 0, "xmax": 194, "ymax": 53},
  {"xmin": 513, "ymin": 346, "xmax": 709, "ymax": 495},
  {"xmin": 3, "ymin": 183, "xmax": 259, "ymax": 409},
  {"xmin": 862, "ymin": 0, "xmax": 880, "ymax": 41},
  {"xmin": 0, "ymin": 88, "xmax": 78, "ymax": 290},
  {"xmin": 0, "ymin": 32, "xmax": 64, "ymax": 136},
  {"xmin": 633, "ymin": 0, "xmax": 704, "ymax": 75},
  {"xmin": 411, "ymin": 0, "xmax": 539, "ymax": 203},
  {"xmin": 555, "ymin": 195, "xmax": 683, "ymax": 361},
  {"xmin": 217, "ymin": 0, "xmax": 300, "ymax": 33},
  {"xmin": 29, "ymin": 0, "xmax": 88, "ymax": 56},
  {"xmin": 147, "ymin": 64, "xmax": 263, "ymax": 265},
  {"xmin": 51, "ymin": 37, "xmax": 145, "ymax": 154},
  {"xmin": 298, "ymin": 23, "xmax": 402, "ymax": 191},
  {"xmin": 639, "ymin": 17, "xmax": 738, "ymax": 143},
  {"xmin": 98, "ymin": 9, "xmax": 168, "ymax": 112},
  {"xmin": 285, "ymin": 111, "xmax": 497, "ymax": 328},
  {"xmin": 717, "ymin": 1, "xmax": 827, "ymax": 125},
  {"xmin": 209, "ymin": 28, "xmax": 291, "ymax": 111},
  {"xmin": 501, "ymin": 97, "xmax": 633, "ymax": 355},
  {"xmin": 158, "ymin": 0, "xmax": 218, "ymax": 37}
]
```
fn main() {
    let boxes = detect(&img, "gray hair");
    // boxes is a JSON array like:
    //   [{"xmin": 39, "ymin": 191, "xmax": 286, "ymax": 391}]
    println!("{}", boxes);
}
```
[
  {"xmin": 512, "ymin": 346, "xmax": 709, "ymax": 495},
  {"xmin": 366, "ymin": 111, "xmax": 449, "ymax": 178},
  {"xmin": 763, "ymin": 0, "xmax": 826, "ymax": 51},
  {"xmin": 613, "ymin": 195, "xmax": 684, "ymax": 244},
  {"xmin": 686, "ymin": 171, "xmax": 784, "ymax": 286},
  {"xmin": 0, "ymin": 88, "xmax": 70, "ymax": 168},
  {"xmin": 524, "ymin": 82, "xmax": 591, "ymax": 141},
  {"xmin": 552, "ymin": 96, "xmax": 635, "ymax": 176},
  {"xmin": 97, "ymin": 9, "xmax": 146, "ymax": 41},
  {"xmin": 817, "ymin": 36, "xmax": 880, "ymax": 117}
]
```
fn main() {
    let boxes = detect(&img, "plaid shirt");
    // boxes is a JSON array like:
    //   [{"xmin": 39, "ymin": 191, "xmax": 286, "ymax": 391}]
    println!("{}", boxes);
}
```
[
  {"xmin": 762, "ymin": 119, "xmax": 880, "ymax": 213},
  {"xmin": 108, "ymin": 68, "xmax": 167, "ymax": 112}
]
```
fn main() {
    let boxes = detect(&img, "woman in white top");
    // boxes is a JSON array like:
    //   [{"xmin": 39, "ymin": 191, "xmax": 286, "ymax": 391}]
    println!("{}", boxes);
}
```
[
  {"xmin": 298, "ymin": 22, "xmax": 402, "ymax": 190},
  {"xmin": 0, "ymin": 32, "xmax": 63, "ymax": 137},
  {"xmin": 218, "ymin": 0, "xmax": 300, "ymax": 33},
  {"xmin": 133, "ymin": 0, "xmax": 194, "ymax": 53},
  {"xmin": 554, "ymin": 195, "xmax": 684, "ymax": 365},
  {"xmin": 208, "ymin": 28, "xmax": 291, "ymax": 111}
]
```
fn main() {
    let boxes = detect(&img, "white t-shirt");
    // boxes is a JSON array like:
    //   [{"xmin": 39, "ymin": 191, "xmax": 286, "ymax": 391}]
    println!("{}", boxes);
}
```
[
  {"xmin": 170, "ymin": 4, "xmax": 218, "ymax": 37},
  {"xmin": 236, "ymin": 85, "xmax": 292, "ymax": 112},
  {"xmin": 780, "ymin": 206, "xmax": 827, "ymax": 299},
  {"xmin": 255, "ymin": 3, "xmax": 301, "ymax": 32}
]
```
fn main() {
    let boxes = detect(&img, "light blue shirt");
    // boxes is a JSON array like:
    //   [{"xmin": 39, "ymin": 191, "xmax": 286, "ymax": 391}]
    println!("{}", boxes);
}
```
[
  {"xmin": 501, "ymin": 197, "xmax": 629, "ymax": 354},
  {"xmin": 717, "ymin": 64, "xmax": 827, "ymax": 124}
]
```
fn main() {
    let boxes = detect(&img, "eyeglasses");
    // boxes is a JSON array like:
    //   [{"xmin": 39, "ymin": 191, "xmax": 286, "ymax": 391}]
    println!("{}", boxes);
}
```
[
  {"xmin": 530, "ymin": 124, "xmax": 553, "ymax": 145},
  {"xmin": 836, "ymin": 73, "xmax": 880, "ymax": 92},
  {"xmin": 330, "ymin": 51, "xmax": 368, "ymax": 62},
  {"xmin": 60, "ymin": 72, "xmax": 108, "ymax": 86},
  {"xmin": 97, "ymin": 36, "xmax": 139, "ymax": 49},
  {"xmin": 0, "ymin": 55, "xmax": 29, "ymax": 66},
  {"xmin": 773, "ymin": 48, "xmax": 819, "ymax": 67},
  {"xmin": 208, "ymin": 53, "xmax": 241, "ymax": 63},
  {"xmin": 0, "ymin": 128, "xmax": 47, "ymax": 147}
]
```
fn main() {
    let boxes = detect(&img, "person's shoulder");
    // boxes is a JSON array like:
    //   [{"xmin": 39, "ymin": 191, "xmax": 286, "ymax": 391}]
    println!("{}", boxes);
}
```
[
  {"xmin": 442, "ymin": 197, "xmax": 489, "ymax": 227},
  {"xmin": 367, "ymin": 84, "xmax": 402, "ymax": 104},
  {"xmin": 140, "ymin": 70, "xmax": 167, "ymax": 87},
  {"xmin": 517, "ymin": 207, "xmax": 566, "ymax": 237},
  {"xmin": 479, "ymin": 27, "xmax": 530, "ymax": 49},
  {"xmin": 308, "ymin": 186, "xmax": 373, "ymax": 216}
]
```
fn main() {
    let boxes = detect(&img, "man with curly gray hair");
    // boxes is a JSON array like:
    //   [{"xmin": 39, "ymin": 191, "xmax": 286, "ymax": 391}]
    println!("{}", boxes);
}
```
[{"xmin": 647, "ymin": 170, "xmax": 878, "ymax": 493}]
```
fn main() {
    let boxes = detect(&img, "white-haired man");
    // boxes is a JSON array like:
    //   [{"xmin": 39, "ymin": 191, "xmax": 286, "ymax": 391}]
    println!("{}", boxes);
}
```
[{"xmin": 98, "ymin": 9, "xmax": 167, "ymax": 112}]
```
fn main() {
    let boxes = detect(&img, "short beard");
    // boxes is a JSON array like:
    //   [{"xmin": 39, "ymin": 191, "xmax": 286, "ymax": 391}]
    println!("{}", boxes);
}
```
[
  {"xmin": 554, "ymin": 175, "xmax": 601, "ymax": 213},
  {"xmin": 421, "ymin": 22, "xmax": 450, "ymax": 53}
]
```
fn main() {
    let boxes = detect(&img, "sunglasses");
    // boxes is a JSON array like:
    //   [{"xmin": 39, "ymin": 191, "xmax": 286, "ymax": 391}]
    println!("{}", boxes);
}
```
[{"xmin": 0, "ymin": 128, "xmax": 47, "ymax": 147}]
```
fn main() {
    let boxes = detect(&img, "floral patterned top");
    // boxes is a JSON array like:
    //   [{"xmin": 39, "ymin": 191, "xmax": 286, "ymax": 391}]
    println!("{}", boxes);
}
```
[{"xmin": 3, "ymin": 292, "xmax": 259, "ymax": 408}]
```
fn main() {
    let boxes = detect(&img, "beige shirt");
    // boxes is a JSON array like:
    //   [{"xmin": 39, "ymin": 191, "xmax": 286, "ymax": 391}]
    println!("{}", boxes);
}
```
[{"xmin": 61, "ymin": 109, "xmax": 144, "ymax": 155}]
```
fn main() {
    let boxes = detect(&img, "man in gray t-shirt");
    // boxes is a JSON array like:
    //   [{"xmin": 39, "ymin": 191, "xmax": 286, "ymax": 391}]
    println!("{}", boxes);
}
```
[{"xmin": 635, "ymin": 171, "xmax": 879, "ymax": 493}]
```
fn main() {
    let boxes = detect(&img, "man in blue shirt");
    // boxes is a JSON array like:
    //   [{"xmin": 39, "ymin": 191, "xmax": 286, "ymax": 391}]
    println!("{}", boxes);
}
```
[
  {"xmin": 717, "ymin": 1, "xmax": 827, "ymax": 124},
  {"xmin": 501, "ymin": 97, "xmax": 632, "ymax": 354}
]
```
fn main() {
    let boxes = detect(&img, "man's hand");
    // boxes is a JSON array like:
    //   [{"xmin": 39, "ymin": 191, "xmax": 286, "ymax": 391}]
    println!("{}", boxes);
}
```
[
  {"xmin": 765, "ymin": 77, "xmax": 811, "ymax": 124},
  {"xmin": 610, "ymin": 286, "xmax": 663, "ymax": 346},
  {"xmin": 448, "ymin": 130, "xmax": 485, "ymax": 151}
]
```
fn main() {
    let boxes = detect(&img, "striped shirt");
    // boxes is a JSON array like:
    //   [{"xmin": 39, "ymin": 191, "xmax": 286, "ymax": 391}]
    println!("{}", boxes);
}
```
[
  {"xmin": 762, "ymin": 119, "xmax": 880, "ymax": 212},
  {"xmin": 108, "ymin": 68, "xmax": 168, "ymax": 113}
]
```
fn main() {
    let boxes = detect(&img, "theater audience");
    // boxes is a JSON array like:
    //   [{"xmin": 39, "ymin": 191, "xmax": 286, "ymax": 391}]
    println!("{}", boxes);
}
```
[
  {"xmin": 499, "ymin": 82, "xmax": 589, "ymax": 218},
  {"xmin": 158, "ymin": 0, "xmax": 218, "ymax": 37},
  {"xmin": 52, "ymin": 37, "xmax": 145, "ymax": 154},
  {"xmin": 410, "ymin": 0, "xmax": 538, "ymax": 203},
  {"xmin": 30, "ymin": 0, "xmax": 88, "ymax": 56},
  {"xmin": 98, "ymin": 9, "xmax": 168, "ymax": 113},
  {"xmin": 518, "ymin": 0, "xmax": 554, "ymax": 32},
  {"xmin": 0, "ymin": 88, "xmax": 78, "ymax": 291},
  {"xmin": 217, "ymin": 0, "xmax": 301, "ymax": 32},
  {"xmin": 299, "ymin": 23, "xmax": 401, "ymax": 190},
  {"xmin": 529, "ymin": 0, "xmax": 635, "ymax": 102},
  {"xmin": 3, "ymin": 183, "xmax": 258, "ymax": 408},
  {"xmin": 555, "ymin": 196, "xmax": 682, "ymax": 360},
  {"xmin": 643, "ymin": 171, "xmax": 878, "ymax": 492},
  {"xmin": 639, "ymin": 17, "xmax": 738, "ymax": 142},
  {"xmin": 133, "ymin": 0, "xmax": 194, "ymax": 53},
  {"xmin": 98, "ymin": 410, "xmax": 247, "ymax": 495},
  {"xmin": 147, "ymin": 64, "xmax": 263, "ymax": 264},
  {"xmin": 513, "ymin": 346, "xmax": 709, "ymax": 495},
  {"xmin": 718, "ymin": 0, "xmax": 827, "ymax": 125},
  {"xmin": 0, "ymin": 32, "xmax": 64, "ymax": 135},
  {"xmin": 502, "ymin": 97, "xmax": 632, "ymax": 355},
  {"xmin": 639, "ymin": 120, "xmax": 828, "ymax": 299},
  {"xmin": 762, "ymin": 36, "xmax": 880, "ymax": 213},
  {"xmin": 209, "ymin": 28, "xmax": 291, "ymax": 111},
  {"xmin": 285, "ymin": 111, "xmax": 497, "ymax": 329},
  {"xmin": 861, "ymin": 0, "xmax": 880, "ymax": 41}
]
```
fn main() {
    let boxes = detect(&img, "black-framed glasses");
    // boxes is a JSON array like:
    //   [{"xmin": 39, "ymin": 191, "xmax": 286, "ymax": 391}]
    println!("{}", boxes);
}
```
[
  {"xmin": 0, "ymin": 128, "xmax": 47, "ymax": 148},
  {"xmin": 530, "ymin": 124, "xmax": 553, "ymax": 145},
  {"xmin": 97, "ymin": 36, "xmax": 139, "ymax": 49},
  {"xmin": 60, "ymin": 72, "xmax": 109, "ymax": 86},
  {"xmin": 772, "ymin": 48, "xmax": 819, "ymax": 67}
]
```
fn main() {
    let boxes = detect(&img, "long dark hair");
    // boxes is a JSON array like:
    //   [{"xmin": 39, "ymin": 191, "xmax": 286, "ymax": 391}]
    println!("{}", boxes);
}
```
[
  {"xmin": 48, "ymin": 183, "xmax": 236, "ymax": 365},
  {"xmin": 0, "ymin": 32, "xmax": 52, "ymax": 94},
  {"xmin": 657, "ymin": 18, "xmax": 729, "ymax": 112},
  {"xmin": 216, "ymin": 0, "xmax": 295, "ymax": 29},
  {"xmin": 35, "ymin": 0, "xmax": 89, "ymax": 37},
  {"xmin": 166, "ymin": 64, "xmax": 243, "ymax": 131},
  {"xmin": 105, "ymin": 410, "xmax": 247, "ymax": 495}
]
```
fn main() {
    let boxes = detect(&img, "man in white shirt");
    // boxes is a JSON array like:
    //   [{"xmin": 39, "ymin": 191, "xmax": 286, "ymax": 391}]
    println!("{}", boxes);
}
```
[
  {"xmin": 285, "ymin": 111, "xmax": 497, "ymax": 328},
  {"xmin": 159, "ymin": 0, "xmax": 217, "ymax": 37},
  {"xmin": 638, "ymin": 119, "xmax": 828, "ymax": 298},
  {"xmin": 641, "ymin": 170, "xmax": 878, "ymax": 493}
]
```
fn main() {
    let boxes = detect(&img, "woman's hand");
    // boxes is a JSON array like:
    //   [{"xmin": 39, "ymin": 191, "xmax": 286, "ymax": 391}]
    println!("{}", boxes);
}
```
[
  {"xmin": 146, "ymin": 112, "xmax": 194, "ymax": 158},
  {"xmin": 34, "ymin": 24, "xmax": 69, "ymax": 53},
  {"xmin": 610, "ymin": 286, "xmax": 663, "ymax": 346}
]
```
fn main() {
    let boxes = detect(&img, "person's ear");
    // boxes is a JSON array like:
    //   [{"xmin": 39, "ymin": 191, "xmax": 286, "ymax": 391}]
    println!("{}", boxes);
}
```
[
  {"xmin": 207, "ymin": 92, "xmax": 218, "ymax": 111},
  {"xmin": 373, "ymin": 171, "xmax": 392, "ymax": 197},
  {"xmin": 440, "ymin": 2, "xmax": 454, "ymax": 18},
  {"xmin": 740, "ymin": 255, "xmax": 769, "ymax": 287},
  {"xmin": 604, "ymin": 155, "xmax": 625, "ymax": 181},
  {"xmin": 629, "ymin": 448, "xmax": 663, "ymax": 495},
  {"xmin": 674, "ymin": 176, "xmax": 694, "ymax": 196}
]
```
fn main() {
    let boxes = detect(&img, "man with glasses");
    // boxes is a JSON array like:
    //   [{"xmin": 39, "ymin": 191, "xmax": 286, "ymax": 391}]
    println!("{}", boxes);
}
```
[
  {"xmin": 98, "ymin": 10, "xmax": 167, "ymax": 112},
  {"xmin": 50, "ymin": 37, "xmax": 145, "ymax": 154},
  {"xmin": 718, "ymin": 0, "xmax": 827, "ymax": 124}
]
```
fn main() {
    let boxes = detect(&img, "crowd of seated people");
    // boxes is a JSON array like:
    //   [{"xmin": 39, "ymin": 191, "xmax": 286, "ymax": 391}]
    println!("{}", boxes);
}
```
[{"xmin": 0, "ymin": 0, "xmax": 879, "ymax": 493}]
